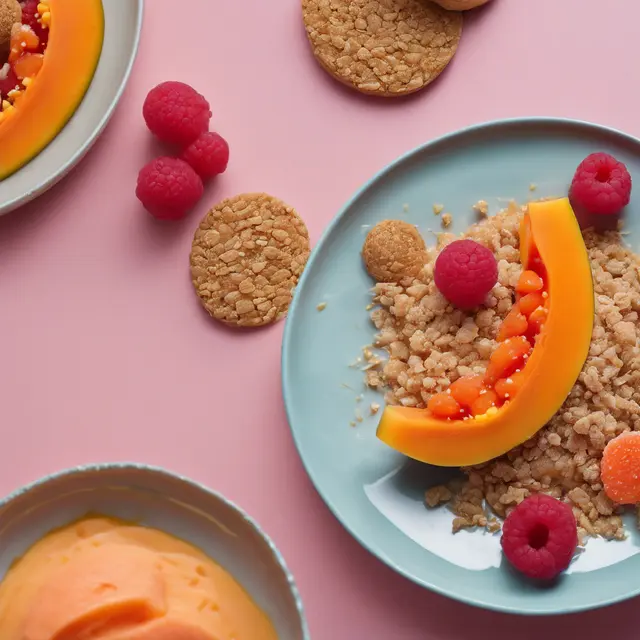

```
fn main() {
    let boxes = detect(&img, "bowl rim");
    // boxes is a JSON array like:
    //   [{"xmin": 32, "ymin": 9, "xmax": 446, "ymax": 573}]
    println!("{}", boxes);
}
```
[
  {"xmin": 0, "ymin": 461, "xmax": 310, "ymax": 638},
  {"xmin": 281, "ymin": 116, "xmax": 640, "ymax": 616},
  {"xmin": 0, "ymin": 0, "xmax": 145, "ymax": 215}
]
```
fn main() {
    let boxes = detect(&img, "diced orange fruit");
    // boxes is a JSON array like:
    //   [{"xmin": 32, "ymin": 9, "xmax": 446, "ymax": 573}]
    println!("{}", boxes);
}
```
[
  {"xmin": 601, "ymin": 432, "xmax": 640, "ymax": 504},
  {"xmin": 519, "ymin": 291, "xmax": 545, "ymax": 317},
  {"xmin": 528, "ymin": 306, "xmax": 548, "ymax": 334},
  {"xmin": 494, "ymin": 370, "xmax": 526, "ymax": 400},
  {"xmin": 516, "ymin": 270, "xmax": 544, "ymax": 294},
  {"xmin": 449, "ymin": 375, "xmax": 485, "ymax": 408},
  {"xmin": 427, "ymin": 392, "xmax": 462, "ymax": 419},
  {"xmin": 13, "ymin": 54, "xmax": 44, "ymax": 80},
  {"xmin": 497, "ymin": 306, "xmax": 528, "ymax": 341},
  {"xmin": 485, "ymin": 336, "xmax": 531, "ymax": 385},
  {"xmin": 470, "ymin": 389, "xmax": 498, "ymax": 416},
  {"xmin": 9, "ymin": 26, "xmax": 40, "ymax": 62}
]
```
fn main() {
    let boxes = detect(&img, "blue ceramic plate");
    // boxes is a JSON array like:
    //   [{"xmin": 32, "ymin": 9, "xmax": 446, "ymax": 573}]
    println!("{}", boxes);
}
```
[
  {"xmin": 282, "ymin": 118, "xmax": 640, "ymax": 615},
  {"xmin": 0, "ymin": 463, "xmax": 309, "ymax": 638}
]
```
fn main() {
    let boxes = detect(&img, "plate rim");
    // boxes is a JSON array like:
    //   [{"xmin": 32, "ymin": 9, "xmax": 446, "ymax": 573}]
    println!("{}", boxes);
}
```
[
  {"xmin": 0, "ymin": 461, "xmax": 310, "ymax": 638},
  {"xmin": 281, "ymin": 116, "xmax": 640, "ymax": 616},
  {"xmin": 0, "ymin": 0, "xmax": 145, "ymax": 216}
]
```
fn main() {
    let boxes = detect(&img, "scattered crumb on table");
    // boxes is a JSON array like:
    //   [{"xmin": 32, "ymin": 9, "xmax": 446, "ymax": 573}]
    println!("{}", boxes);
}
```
[{"xmin": 433, "ymin": 203, "xmax": 444, "ymax": 215}]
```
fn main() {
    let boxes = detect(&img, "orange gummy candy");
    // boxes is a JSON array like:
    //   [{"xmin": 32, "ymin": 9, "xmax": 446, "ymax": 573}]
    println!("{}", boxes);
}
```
[
  {"xmin": 516, "ymin": 270, "xmax": 544, "ymax": 295},
  {"xmin": 601, "ymin": 432, "xmax": 640, "ymax": 504},
  {"xmin": 427, "ymin": 392, "xmax": 462, "ymax": 419},
  {"xmin": 449, "ymin": 375, "xmax": 485, "ymax": 408}
]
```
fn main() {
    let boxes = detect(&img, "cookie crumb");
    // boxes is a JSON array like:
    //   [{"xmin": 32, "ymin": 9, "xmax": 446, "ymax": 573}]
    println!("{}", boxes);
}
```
[
  {"xmin": 349, "ymin": 421, "xmax": 357, "ymax": 427},
  {"xmin": 441, "ymin": 213, "xmax": 453, "ymax": 228},
  {"xmin": 370, "ymin": 402, "xmax": 381, "ymax": 415},
  {"xmin": 425, "ymin": 485, "xmax": 452, "ymax": 508},
  {"xmin": 316, "ymin": 302, "xmax": 327, "ymax": 312},
  {"xmin": 403, "ymin": 203, "xmax": 409, "ymax": 212},
  {"xmin": 472, "ymin": 200, "xmax": 488, "ymax": 217},
  {"xmin": 529, "ymin": 183, "xmax": 537, "ymax": 192},
  {"xmin": 433, "ymin": 203, "xmax": 444, "ymax": 215}
]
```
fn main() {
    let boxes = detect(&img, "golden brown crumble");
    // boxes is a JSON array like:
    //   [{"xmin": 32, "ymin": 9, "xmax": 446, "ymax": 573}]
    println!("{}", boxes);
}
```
[
  {"xmin": 441, "ymin": 212, "xmax": 453, "ymax": 228},
  {"xmin": 364, "ymin": 204, "xmax": 640, "ymax": 541}
]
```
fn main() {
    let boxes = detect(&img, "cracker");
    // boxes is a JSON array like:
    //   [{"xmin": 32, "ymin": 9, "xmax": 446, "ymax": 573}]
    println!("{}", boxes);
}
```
[
  {"xmin": 302, "ymin": 0, "xmax": 463, "ymax": 97},
  {"xmin": 362, "ymin": 220, "xmax": 427, "ymax": 282},
  {"xmin": 0, "ymin": 0, "xmax": 20, "ymax": 53},
  {"xmin": 190, "ymin": 193, "xmax": 310, "ymax": 328}
]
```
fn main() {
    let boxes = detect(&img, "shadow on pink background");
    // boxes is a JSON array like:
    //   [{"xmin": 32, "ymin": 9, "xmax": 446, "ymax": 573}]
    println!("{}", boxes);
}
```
[{"xmin": 0, "ymin": 0, "xmax": 638, "ymax": 638}]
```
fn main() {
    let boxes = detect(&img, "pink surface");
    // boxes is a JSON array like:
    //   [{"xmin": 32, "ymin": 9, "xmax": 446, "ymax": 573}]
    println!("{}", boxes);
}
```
[{"xmin": 0, "ymin": 0, "xmax": 639, "ymax": 637}]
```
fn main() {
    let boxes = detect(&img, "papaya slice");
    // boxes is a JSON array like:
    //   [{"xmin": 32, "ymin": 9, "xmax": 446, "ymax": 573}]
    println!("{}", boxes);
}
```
[
  {"xmin": 0, "ymin": 0, "xmax": 104, "ymax": 180},
  {"xmin": 376, "ymin": 197, "xmax": 594, "ymax": 467}
]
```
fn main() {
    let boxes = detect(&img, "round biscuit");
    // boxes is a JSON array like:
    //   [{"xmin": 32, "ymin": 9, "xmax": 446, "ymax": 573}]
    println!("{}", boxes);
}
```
[
  {"xmin": 302, "ymin": 0, "xmax": 463, "ymax": 97},
  {"xmin": 362, "ymin": 220, "xmax": 427, "ymax": 282},
  {"xmin": 0, "ymin": 0, "xmax": 20, "ymax": 53},
  {"xmin": 431, "ymin": 0, "xmax": 491, "ymax": 10},
  {"xmin": 190, "ymin": 193, "xmax": 310, "ymax": 328}
]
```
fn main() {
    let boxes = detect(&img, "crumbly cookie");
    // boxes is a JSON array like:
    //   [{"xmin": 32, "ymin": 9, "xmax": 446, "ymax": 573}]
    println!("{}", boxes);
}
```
[
  {"xmin": 431, "ymin": 0, "xmax": 490, "ymax": 10},
  {"xmin": 302, "ymin": 0, "xmax": 463, "ymax": 97},
  {"xmin": 362, "ymin": 220, "xmax": 427, "ymax": 282},
  {"xmin": 0, "ymin": 0, "xmax": 20, "ymax": 53},
  {"xmin": 190, "ymin": 193, "xmax": 310, "ymax": 327}
]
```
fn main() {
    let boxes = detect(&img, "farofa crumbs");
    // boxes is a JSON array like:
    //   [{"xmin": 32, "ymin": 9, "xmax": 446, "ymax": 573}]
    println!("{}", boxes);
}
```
[{"xmin": 364, "ymin": 204, "xmax": 640, "ymax": 543}]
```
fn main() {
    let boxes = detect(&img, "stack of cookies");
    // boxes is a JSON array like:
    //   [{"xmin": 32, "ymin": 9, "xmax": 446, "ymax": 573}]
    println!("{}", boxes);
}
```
[{"xmin": 301, "ymin": 0, "xmax": 492, "ymax": 97}]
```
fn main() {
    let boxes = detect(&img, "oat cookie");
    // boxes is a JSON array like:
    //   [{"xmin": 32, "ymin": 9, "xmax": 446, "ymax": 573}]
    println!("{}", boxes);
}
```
[
  {"xmin": 362, "ymin": 220, "xmax": 427, "ymax": 282},
  {"xmin": 190, "ymin": 193, "xmax": 310, "ymax": 327},
  {"xmin": 302, "ymin": 0, "xmax": 463, "ymax": 97},
  {"xmin": 0, "ymin": 0, "xmax": 20, "ymax": 53},
  {"xmin": 431, "ymin": 0, "xmax": 490, "ymax": 10}
]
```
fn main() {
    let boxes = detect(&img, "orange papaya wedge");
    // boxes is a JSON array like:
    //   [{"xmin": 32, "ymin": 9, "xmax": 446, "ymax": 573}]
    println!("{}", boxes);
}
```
[
  {"xmin": 0, "ymin": 0, "xmax": 104, "ymax": 180},
  {"xmin": 376, "ymin": 197, "xmax": 594, "ymax": 467}
]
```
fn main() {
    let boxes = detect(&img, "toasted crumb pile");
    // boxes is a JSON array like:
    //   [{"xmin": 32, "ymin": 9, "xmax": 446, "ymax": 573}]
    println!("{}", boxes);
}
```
[{"xmin": 364, "ymin": 204, "xmax": 640, "ymax": 542}]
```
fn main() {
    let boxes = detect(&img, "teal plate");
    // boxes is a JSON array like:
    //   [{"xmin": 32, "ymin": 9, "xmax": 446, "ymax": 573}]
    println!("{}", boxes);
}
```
[{"xmin": 282, "ymin": 118, "xmax": 640, "ymax": 615}]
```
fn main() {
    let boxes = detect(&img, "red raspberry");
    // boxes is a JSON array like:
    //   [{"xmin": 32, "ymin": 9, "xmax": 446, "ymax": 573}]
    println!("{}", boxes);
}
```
[
  {"xmin": 569, "ymin": 152, "xmax": 632, "ymax": 216},
  {"xmin": 142, "ymin": 81, "xmax": 211, "ymax": 147},
  {"xmin": 434, "ymin": 239, "xmax": 498, "ymax": 310},
  {"xmin": 135, "ymin": 157, "xmax": 204, "ymax": 221},
  {"xmin": 20, "ymin": 0, "xmax": 49, "ymax": 50},
  {"xmin": 180, "ymin": 132, "xmax": 229, "ymax": 179},
  {"xmin": 0, "ymin": 64, "xmax": 19, "ymax": 100},
  {"xmin": 501, "ymin": 494, "xmax": 578, "ymax": 580}
]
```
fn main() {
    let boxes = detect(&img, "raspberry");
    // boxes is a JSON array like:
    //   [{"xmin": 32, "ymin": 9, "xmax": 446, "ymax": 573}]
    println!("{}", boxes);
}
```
[
  {"xmin": 180, "ymin": 132, "xmax": 229, "ymax": 179},
  {"xmin": 135, "ymin": 157, "xmax": 203, "ymax": 221},
  {"xmin": 20, "ymin": 0, "xmax": 49, "ymax": 50},
  {"xmin": 434, "ymin": 239, "xmax": 498, "ymax": 310},
  {"xmin": 569, "ymin": 152, "xmax": 632, "ymax": 216},
  {"xmin": 501, "ymin": 494, "xmax": 578, "ymax": 580},
  {"xmin": 142, "ymin": 81, "xmax": 211, "ymax": 146}
]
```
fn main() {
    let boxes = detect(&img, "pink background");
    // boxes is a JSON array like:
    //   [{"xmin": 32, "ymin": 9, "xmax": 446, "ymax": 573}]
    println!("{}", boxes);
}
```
[{"xmin": 0, "ymin": 0, "xmax": 639, "ymax": 637}]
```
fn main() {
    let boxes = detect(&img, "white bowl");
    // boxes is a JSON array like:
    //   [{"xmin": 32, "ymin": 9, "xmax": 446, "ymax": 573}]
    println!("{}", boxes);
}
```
[
  {"xmin": 0, "ymin": 463, "xmax": 309, "ymax": 639},
  {"xmin": 0, "ymin": 0, "xmax": 144, "ymax": 214}
]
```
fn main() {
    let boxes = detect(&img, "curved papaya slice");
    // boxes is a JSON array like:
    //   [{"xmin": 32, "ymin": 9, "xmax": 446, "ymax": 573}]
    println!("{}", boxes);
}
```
[
  {"xmin": 0, "ymin": 0, "xmax": 104, "ymax": 180},
  {"xmin": 376, "ymin": 197, "xmax": 594, "ymax": 467}
]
